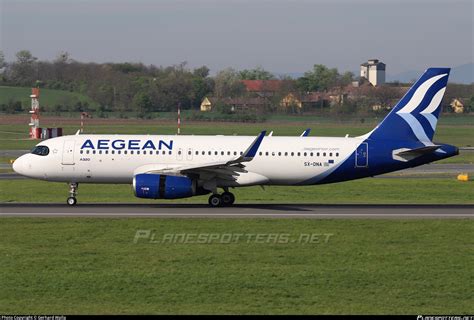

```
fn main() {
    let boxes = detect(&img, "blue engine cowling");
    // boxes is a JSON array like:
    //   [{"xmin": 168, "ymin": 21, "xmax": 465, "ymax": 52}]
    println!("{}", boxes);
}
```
[{"xmin": 133, "ymin": 174, "xmax": 208, "ymax": 199}]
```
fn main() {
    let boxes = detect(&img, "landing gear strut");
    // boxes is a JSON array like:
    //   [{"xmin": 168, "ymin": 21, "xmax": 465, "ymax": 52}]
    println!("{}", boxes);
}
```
[
  {"xmin": 67, "ymin": 182, "xmax": 78, "ymax": 206},
  {"xmin": 208, "ymin": 191, "xmax": 235, "ymax": 207}
]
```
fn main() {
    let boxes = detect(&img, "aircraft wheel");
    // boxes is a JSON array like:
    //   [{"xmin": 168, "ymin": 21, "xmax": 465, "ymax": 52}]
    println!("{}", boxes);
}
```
[
  {"xmin": 208, "ymin": 194, "xmax": 222, "ymax": 207},
  {"xmin": 221, "ymin": 192, "xmax": 235, "ymax": 206},
  {"xmin": 67, "ymin": 197, "xmax": 77, "ymax": 206}
]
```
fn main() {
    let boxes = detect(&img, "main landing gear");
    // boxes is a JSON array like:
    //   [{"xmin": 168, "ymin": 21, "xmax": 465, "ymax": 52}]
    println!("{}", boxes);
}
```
[
  {"xmin": 208, "ymin": 191, "xmax": 235, "ymax": 207},
  {"xmin": 67, "ymin": 182, "xmax": 78, "ymax": 206}
]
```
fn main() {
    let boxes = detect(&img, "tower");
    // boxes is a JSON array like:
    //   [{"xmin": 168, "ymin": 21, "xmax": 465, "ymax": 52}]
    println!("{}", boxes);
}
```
[{"xmin": 29, "ymin": 87, "xmax": 41, "ymax": 139}]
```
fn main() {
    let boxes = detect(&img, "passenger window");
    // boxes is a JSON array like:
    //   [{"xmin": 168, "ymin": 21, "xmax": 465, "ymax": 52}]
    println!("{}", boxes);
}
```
[
  {"xmin": 80, "ymin": 150, "xmax": 83, "ymax": 154},
  {"xmin": 336, "ymin": 152, "xmax": 339, "ymax": 157}
]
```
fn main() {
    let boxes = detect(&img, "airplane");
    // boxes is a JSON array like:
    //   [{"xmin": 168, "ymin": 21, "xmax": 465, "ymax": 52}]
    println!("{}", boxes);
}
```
[{"xmin": 13, "ymin": 68, "xmax": 458, "ymax": 207}]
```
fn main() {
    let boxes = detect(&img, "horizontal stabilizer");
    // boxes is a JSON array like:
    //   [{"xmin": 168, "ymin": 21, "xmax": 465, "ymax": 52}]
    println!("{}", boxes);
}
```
[{"xmin": 393, "ymin": 145, "xmax": 441, "ymax": 162}]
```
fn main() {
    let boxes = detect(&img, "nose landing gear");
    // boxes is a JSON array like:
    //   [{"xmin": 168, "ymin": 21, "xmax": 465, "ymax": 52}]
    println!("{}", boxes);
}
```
[{"xmin": 67, "ymin": 182, "xmax": 78, "ymax": 206}]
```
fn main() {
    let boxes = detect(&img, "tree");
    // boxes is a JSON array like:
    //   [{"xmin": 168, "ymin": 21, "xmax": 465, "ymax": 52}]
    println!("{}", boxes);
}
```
[
  {"xmin": 193, "ymin": 66, "xmax": 210, "ymax": 78},
  {"xmin": 133, "ymin": 91, "xmax": 153, "ymax": 117},
  {"xmin": 0, "ymin": 50, "xmax": 5, "ymax": 70},
  {"xmin": 372, "ymin": 86, "xmax": 401, "ymax": 109},
  {"xmin": 15, "ymin": 50, "xmax": 37, "ymax": 65},
  {"xmin": 11, "ymin": 50, "xmax": 38, "ymax": 85},
  {"xmin": 338, "ymin": 71, "xmax": 354, "ymax": 87},
  {"xmin": 239, "ymin": 66, "xmax": 274, "ymax": 80},
  {"xmin": 54, "ymin": 51, "xmax": 71, "ymax": 64},
  {"xmin": 214, "ymin": 68, "xmax": 245, "ymax": 99},
  {"xmin": 297, "ymin": 64, "xmax": 339, "ymax": 92}
]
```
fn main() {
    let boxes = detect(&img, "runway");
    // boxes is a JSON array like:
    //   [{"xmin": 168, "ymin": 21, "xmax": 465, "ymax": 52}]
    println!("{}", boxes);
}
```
[{"xmin": 1, "ymin": 204, "xmax": 473, "ymax": 219}]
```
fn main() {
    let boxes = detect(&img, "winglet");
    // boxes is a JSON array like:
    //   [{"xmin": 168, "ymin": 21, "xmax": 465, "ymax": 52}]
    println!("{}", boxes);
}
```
[
  {"xmin": 229, "ymin": 130, "xmax": 266, "ymax": 164},
  {"xmin": 300, "ymin": 128, "xmax": 311, "ymax": 137},
  {"xmin": 243, "ymin": 130, "xmax": 266, "ymax": 159}
]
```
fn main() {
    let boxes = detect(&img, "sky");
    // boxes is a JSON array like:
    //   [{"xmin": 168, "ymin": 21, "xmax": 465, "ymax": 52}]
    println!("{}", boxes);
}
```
[{"xmin": 0, "ymin": 0, "xmax": 472, "ymax": 75}]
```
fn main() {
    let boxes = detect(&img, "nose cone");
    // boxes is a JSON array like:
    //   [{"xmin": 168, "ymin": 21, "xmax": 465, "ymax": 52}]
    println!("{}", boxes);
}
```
[{"xmin": 12, "ymin": 156, "xmax": 25, "ymax": 175}]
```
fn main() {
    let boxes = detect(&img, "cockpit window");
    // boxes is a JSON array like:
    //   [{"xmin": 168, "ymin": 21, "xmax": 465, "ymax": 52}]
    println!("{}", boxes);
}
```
[{"xmin": 31, "ymin": 145, "xmax": 49, "ymax": 156}]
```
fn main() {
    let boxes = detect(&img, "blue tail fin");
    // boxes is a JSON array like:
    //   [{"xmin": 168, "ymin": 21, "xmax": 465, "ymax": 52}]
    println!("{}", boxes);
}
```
[{"xmin": 368, "ymin": 68, "xmax": 450, "ymax": 144}]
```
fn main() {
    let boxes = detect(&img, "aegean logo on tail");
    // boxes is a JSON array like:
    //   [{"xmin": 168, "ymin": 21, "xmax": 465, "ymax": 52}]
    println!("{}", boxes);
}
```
[{"xmin": 396, "ymin": 73, "xmax": 448, "ymax": 145}]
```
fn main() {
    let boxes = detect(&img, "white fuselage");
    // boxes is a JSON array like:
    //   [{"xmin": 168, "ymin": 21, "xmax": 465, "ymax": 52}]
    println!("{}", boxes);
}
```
[{"xmin": 14, "ymin": 134, "xmax": 364, "ymax": 186}]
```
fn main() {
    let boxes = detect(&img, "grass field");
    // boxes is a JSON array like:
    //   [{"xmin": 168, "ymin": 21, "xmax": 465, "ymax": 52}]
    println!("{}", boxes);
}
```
[
  {"xmin": 0, "ymin": 218, "xmax": 472, "ymax": 314},
  {"xmin": 1, "ymin": 177, "xmax": 472, "ymax": 204},
  {"xmin": 0, "ymin": 86, "xmax": 99, "ymax": 110}
]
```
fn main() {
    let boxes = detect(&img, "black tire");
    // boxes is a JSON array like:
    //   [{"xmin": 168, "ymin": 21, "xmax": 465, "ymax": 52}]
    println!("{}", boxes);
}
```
[
  {"xmin": 221, "ymin": 192, "xmax": 235, "ymax": 206},
  {"xmin": 208, "ymin": 194, "xmax": 222, "ymax": 207},
  {"xmin": 67, "ymin": 197, "xmax": 77, "ymax": 206}
]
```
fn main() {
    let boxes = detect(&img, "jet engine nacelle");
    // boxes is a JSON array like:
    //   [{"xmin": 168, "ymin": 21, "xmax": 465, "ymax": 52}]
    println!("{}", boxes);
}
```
[{"xmin": 133, "ymin": 173, "xmax": 208, "ymax": 199}]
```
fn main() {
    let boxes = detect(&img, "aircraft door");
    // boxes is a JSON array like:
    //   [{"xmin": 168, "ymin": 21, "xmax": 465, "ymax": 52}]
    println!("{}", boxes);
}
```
[
  {"xmin": 62, "ymin": 140, "xmax": 75, "ymax": 165},
  {"xmin": 355, "ymin": 142, "xmax": 368, "ymax": 168}
]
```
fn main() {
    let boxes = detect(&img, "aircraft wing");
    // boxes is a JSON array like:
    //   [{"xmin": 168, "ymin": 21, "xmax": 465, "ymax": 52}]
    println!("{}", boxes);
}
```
[{"xmin": 140, "ymin": 131, "xmax": 266, "ymax": 181}]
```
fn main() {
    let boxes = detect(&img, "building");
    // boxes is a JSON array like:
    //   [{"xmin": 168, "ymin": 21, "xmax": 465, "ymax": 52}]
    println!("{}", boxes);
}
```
[
  {"xmin": 280, "ymin": 92, "xmax": 329, "ymax": 111},
  {"xmin": 240, "ymin": 80, "xmax": 284, "ymax": 97},
  {"xmin": 450, "ymin": 98, "xmax": 465, "ymax": 113},
  {"xmin": 200, "ymin": 97, "xmax": 213, "ymax": 112},
  {"xmin": 200, "ymin": 96, "xmax": 267, "ymax": 113},
  {"xmin": 360, "ymin": 59, "xmax": 386, "ymax": 87}
]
